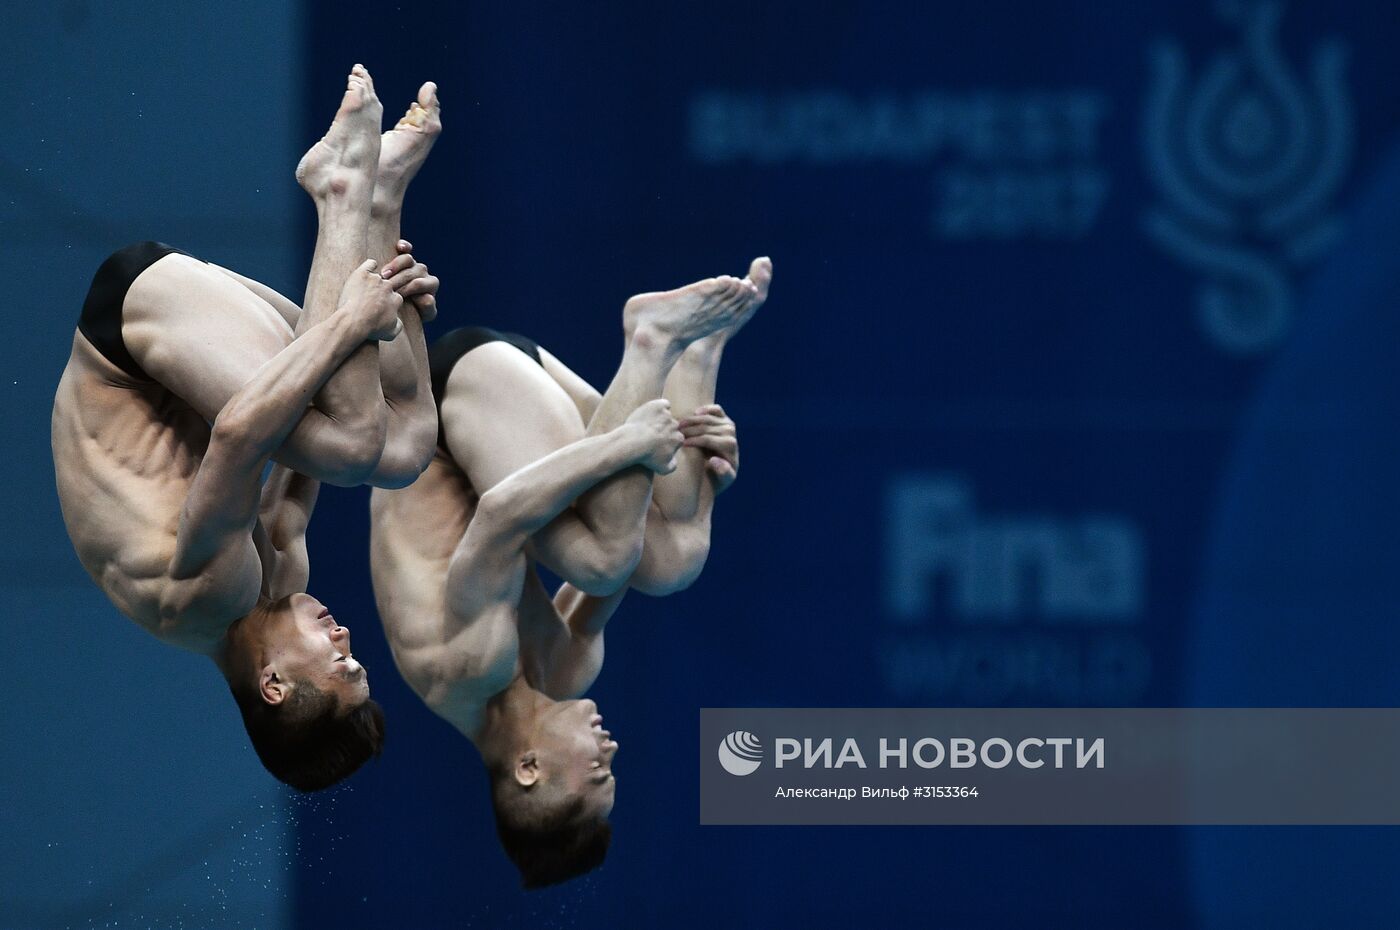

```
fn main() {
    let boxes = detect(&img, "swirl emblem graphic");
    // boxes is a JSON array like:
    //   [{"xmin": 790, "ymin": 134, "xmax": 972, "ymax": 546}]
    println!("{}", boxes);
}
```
[
  {"xmin": 1143, "ymin": 1, "xmax": 1351, "ymax": 354},
  {"xmin": 718, "ymin": 731, "xmax": 764, "ymax": 776}
]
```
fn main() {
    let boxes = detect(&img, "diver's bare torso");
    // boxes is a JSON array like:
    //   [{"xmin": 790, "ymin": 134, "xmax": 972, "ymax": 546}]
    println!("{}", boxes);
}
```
[
  {"xmin": 370, "ymin": 450, "xmax": 562, "ymax": 737},
  {"xmin": 52, "ymin": 265, "xmax": 296, "ymax": 651},
  {"xmin": 368, "ymin": 451, "xmax": 473, "ymax": 703}
]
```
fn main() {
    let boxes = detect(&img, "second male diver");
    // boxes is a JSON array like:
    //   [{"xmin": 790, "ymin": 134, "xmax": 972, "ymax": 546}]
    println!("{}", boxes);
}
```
[{"xmin": 370, "ymin": 259, "xmax": 770, "ymax": 886}]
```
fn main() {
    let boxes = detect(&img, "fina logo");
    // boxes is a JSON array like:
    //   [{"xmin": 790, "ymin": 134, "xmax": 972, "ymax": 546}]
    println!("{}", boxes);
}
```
[
  {"xmin": 718, "ymin": 730, "xmax": 764, "ymax": 776},
  {"xmin": 1142, "ymin": 0, "xmax": 1351, "ymax": 355}
]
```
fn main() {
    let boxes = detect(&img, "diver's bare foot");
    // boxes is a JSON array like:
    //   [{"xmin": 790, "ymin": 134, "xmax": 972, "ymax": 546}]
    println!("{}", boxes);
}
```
[
  {"xmin": 723, "ymin": 256, "xmax": 772, "ymax": 341},
  {"xmin": 374, "ymin": 82, "xmax": 442, "ymax": 214},
  {"xmin": 295, "ymin": 64, "xmax": 384, "ymax": 201},
  {"xmin": 623, "ymin": 274, "xmax": 755, "ymax": 351},
  {"xmin": 678, "ymin": 258, "xmax": 770, "ymax": 362}
]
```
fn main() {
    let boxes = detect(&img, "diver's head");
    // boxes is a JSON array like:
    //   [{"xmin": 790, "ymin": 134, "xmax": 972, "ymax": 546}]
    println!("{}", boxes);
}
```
[
  {"xmin": 222, "ymin": 592, "xmax": 384, "ymax": 791},
  {"xmin": 489, "ymin": 697, "xmax": 616, "ymax": 888}
]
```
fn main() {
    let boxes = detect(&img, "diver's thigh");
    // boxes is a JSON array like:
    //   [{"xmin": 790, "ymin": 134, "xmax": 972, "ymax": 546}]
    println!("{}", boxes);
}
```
[
  {"xmin": 440, "ymin": 342, "xmax": 587, "ymax": 491},
  {"xmin": 122, "ymin": 253, "xmax": 295, "ymax": 422}
]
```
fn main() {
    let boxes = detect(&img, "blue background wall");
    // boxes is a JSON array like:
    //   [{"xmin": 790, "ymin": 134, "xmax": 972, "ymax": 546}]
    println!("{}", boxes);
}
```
[{"xmin": 10, "ymin": 0, "xmax": 1400, "ymax": 926}]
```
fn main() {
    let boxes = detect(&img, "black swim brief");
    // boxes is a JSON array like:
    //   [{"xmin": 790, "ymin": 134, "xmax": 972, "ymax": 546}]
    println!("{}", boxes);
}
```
[
  {"xmin": 428, "ymin": 325, "xmax": 545, "ymax": 448},
  {"xmin": 79, "ymin": 241, "xmax": 192, "ymax": 380}
]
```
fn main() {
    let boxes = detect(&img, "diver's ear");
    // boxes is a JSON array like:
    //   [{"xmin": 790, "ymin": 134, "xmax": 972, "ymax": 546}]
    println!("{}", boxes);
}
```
[
  {"xmin": 514, "ymin": 750, "xmax": 540, "ymax": 787},
  {"xmin": 259, "ymin": 668, "xmax": 286, "ymax": 706}
]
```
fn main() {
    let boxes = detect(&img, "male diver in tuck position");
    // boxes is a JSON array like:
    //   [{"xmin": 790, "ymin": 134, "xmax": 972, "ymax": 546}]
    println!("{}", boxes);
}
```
[
  {"xmin": 52, "ymin": 65, "xmax": 441, "ymax": 791},
  {"xmin": 370, "ymin": 255, "xmax": 771, "ymax": 886}
]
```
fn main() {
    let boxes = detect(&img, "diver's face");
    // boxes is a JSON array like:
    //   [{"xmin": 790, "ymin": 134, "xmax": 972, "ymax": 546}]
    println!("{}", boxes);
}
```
[
  {"xmin": 262, "ymin": 593, "xmax": 370, "ymax": 708},
  {"xmin": 535, "ymin": 698, "xmax": 618, "ymax": 818}
]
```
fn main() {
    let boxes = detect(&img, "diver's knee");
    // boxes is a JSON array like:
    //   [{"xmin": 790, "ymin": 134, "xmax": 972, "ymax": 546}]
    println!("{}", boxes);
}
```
[
  {"xmin": 630, "ymin": 533, "xmax": 710, "ymax": 597},
  {"xmin": 366, "ymin": 444, "xmax": 432, "ymax": 489},
  {"xmin": 567, "ymin": 536, "xmax": 645, "ymax": 597},
  {"xmin": 368, "ymin": 414, "xmax": 439, "ymax": 488},
  {"xmin": 318, "ymin": 418, "xmax": 388, "ymax": 487}
]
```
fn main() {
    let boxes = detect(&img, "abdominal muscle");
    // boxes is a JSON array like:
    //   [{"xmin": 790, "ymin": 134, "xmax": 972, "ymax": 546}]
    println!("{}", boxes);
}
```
[
  {"xmin": 370, "ymin": 450, "xmax": 477, "ymax": 692},
  {"xmin": 52, "ymin": 333, "xmax": 208, "ymax": 630}
]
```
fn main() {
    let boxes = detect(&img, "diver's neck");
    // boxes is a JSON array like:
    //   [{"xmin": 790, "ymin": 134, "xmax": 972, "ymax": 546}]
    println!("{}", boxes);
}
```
[
  {"xmin": 209, "ymin": 602, "xmax": 270, "ymax": 683},
  {"xmin": 210, "ymin": 636, "xmax": 233, "ymax": 678},
  {"xmin": 475, "ymin": 675, "xmax": 554, "ymax": 768}
]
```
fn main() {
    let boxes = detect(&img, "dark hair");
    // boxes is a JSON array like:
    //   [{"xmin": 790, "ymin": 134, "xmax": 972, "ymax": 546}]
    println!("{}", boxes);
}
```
[
  {"xmin": 491, "ymin": 786, "xmax": 612, "ymax": 889},
  {"xmin": 231, "ymin": 682, "xmax": 385, "ymax": 792}
]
